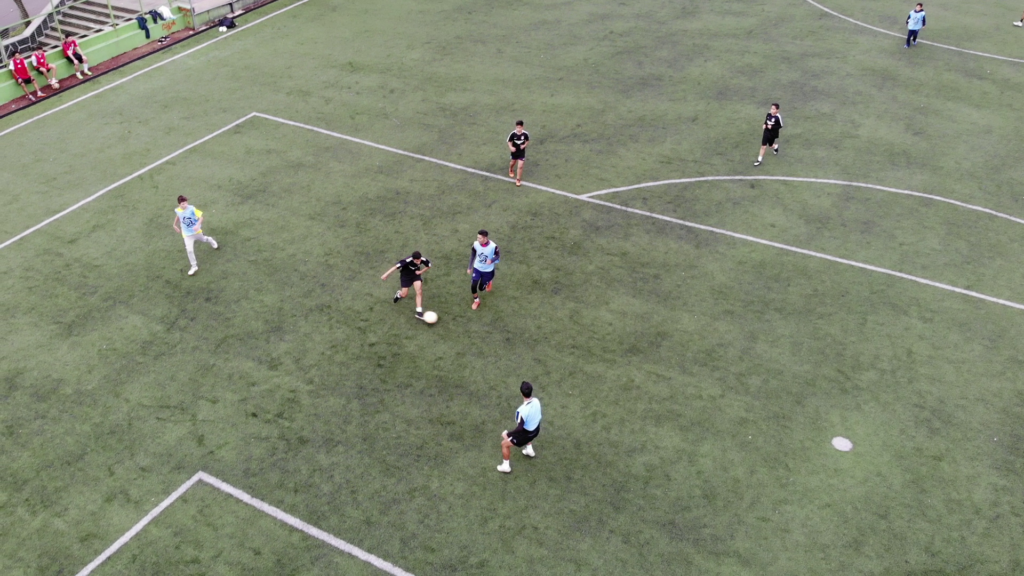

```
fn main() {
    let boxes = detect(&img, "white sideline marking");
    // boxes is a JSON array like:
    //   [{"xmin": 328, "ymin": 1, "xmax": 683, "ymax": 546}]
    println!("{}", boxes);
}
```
[
  {"xmin": 5, "ymin": 113, "xmax": 1024, "ymax": 313},
  {"xmin": 0, "ymin": 113, "xmax": 256, "ymax": 250},
  {"xmin": 0, "ymin": 0, "xmax": 310, "ymax": 139},
  {"xmin": 805, "ymin": 0, "xmax": 1024, "ymax": 63},
  {"xmin": 75, "ymin": 471, "xmax": 414, "ymax": 576},
  {"xmin": 582, "ymin": 176, "xmax": 1024, "ymax": 226}
]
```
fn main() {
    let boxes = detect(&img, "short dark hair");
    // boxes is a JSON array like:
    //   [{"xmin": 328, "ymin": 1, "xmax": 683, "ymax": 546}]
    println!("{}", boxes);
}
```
[
  {"xmin": 411, "ymin": 250, "xmax": 422, "ymax": 260},
  {"xmin": 478, "ymin": 229, "xmax": 488, "ymax": 238},
  {"xmin": 916, "ymin": 3, "xmax": 922, "ymax": 7},
  {"xmin": 771, "ymin": 103, "xmax": 780, "ymax": 110},
  {"xmin": 520, "ymin": 381, "xmax": 533, "ymax": 398},
  {"xmin": 515, "ymin": 120, "xmax": 524, "ymax": 127},
  {"xmin": 177, "ymin": 195, "xmax": 188, "ymax": 204},
  {"xmin": 35, "ymin": 45, "xmax": 43, "ymax": 51}
]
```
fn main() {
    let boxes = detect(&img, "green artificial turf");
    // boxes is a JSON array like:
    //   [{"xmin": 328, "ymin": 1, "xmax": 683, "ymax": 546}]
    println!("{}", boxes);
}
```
[{"xmin": 1, "ymin": 0, "xmax": 1023, "ymax": 574}]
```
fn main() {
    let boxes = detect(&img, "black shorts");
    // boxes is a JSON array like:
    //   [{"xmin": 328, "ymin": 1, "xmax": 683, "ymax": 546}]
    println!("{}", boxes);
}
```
[
  {"xmin": 508, "ymin": 425, "xmax": 540, "ymax": 447},
  {"xmin": 761, "ymin": 131, "xmax": 779, "ymax": 147},
  {"xmin": 400, "ymin": 274, "xmax": 422, "ymax": 288},
  {"xmin": 510, "ymin": 150, "xmax": 526, "ymax": 161},
  {"xmin": 66, "ymin": 53, "xmax": 85, "ymax": 64},
  {"xmin": 15, "ymin": 76, "xmax": 33, "ymax": 85}
]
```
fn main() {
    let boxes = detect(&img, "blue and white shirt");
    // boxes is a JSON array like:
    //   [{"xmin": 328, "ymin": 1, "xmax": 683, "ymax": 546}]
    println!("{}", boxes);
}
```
[
  {"xmin": 470, "ymin": 240, "xmax": 500, "ymax": 272},
  {"xmin": 175, "ymin": 205, "xmax": 203, "ymax": 236},
  {"xmin": 907, "ymin": 9, "xmax": 926, "ymax": 31},
  {"xmin": 515, "ymin": 397, "xmax": 542, "ymax": 432}
]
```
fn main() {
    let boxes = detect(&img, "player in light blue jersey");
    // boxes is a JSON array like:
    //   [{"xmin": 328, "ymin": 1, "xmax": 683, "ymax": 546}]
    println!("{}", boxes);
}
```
[
  {"xmin": 498, "ymin": 381, "xmax": 541, "ymax": 473},
  {"xmin": 905, "ymin": 3, "xmax": 926, "ymax": 48},
  {"xmin": 466, "ymin": 229, "xmax": 500, "ymax": 310},
  {"xmin": 172, "ymin": 195, "xmax": 218, "ymax": 276}
]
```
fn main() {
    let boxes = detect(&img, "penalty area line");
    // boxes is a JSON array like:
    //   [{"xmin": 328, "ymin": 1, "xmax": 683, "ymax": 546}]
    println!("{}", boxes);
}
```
[{"xmin": 75, "ymin": 471, "xmax": 414, "ymax": 576}]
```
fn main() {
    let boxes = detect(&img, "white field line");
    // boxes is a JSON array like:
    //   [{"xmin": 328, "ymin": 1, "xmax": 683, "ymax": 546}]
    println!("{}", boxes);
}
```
[
  {"xmin": 75, "ymin": 471, "xmax": 415, "ymax": 576},
  {"xmin": 75, "ymin": 472, "xmax": 206, "ymax": 576},
  {"xmin": 5, "ymin": 112, "xmax": 1024, "ymax": 312},
  {"xmin": 582, "ymin": 176, "xmax": 1024, "ymax": 226},
  {"xmin": 0, "ymin": 113, "xmax": 256, "ymax": 250},
  {"xmin": 260, "ymin": 114, "xmax": 1024, "ymax": 312},
  {"xmin": 198, "ymin": 472, "xmax": 415, "ymax": 576},
  {"xmin": 805, "ymin": 0, "xmax": 1024, "ymax": 63},
  {"xmin": 0, "ymin": 0, "xmax": 310, "ymax": 139}
]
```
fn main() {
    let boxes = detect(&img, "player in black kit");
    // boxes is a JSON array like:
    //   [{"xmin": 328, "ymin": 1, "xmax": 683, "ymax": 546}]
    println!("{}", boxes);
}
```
[
  {"xmin": 507, "ymin": 120, "xmax": 530, "ymax": 187},
  {"xmin": 754, "ymin": 103, "xmax": 783, "ymax": 167},
  {"xmin": 381, "ymin": 251, "xmax": 432, "ymax": 320}
]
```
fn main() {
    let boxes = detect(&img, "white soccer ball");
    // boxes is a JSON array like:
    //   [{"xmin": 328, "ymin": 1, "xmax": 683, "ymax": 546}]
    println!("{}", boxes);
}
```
[
  {"xmin": 422, "ymin": 311, "xmax": 438, "ymax": 324},
  {"xmin": 219, "ymin": 26, "xmax": 227, "ymax": 32}
]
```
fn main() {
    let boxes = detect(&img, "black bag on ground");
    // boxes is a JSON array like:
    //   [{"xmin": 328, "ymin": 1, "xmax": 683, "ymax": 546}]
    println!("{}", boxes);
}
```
[{"xmin": 219, "ymin": 16, "xmax": 236, "ymax": 29}]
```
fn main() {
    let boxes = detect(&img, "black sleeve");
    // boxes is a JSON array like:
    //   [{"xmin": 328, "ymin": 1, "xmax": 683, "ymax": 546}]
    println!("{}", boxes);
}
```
[
  {"xmin": 420, "ymin": 257, "xmax": 431, "ymax": 268},
  {"xmin": 469, "ymin": 247, "xmax": 477, "ymax": 268},
  {"xmin": 508, "ymin": 415, "xmax": 526, "ymax": 435},
  {"xmin": 523, "ymin": 132, "xmax": 530, "ymax": 142},
  {"xmin": 507, "ymin": 132, "xmax": 515, "ymax": 143}
]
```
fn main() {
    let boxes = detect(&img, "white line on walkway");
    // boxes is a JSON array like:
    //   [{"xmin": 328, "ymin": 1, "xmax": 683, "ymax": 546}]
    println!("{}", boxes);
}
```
[
  {"xmin": 0, "ymin": 0, "xmax": 309, "ymax": 139},
  {"xmin": 805, "ymin": 0, "xmax": 1024, "ymax": 63},
  {"xmin": 583, "ymin": 175, "xmax": 1024, "ymax": 225},
  {"xmin": 75, "ymin": 472, "xmax": 205, "ymax": 576},
  {"xmin": 0, "ymin": 113, "xmax": 256, "ymax": 250},
  {"xmin": 199, "ymin": 472, "xmax": 415, "ymax": 576},
  {"xmin": 75, "ymin": 471, "xmax": 415, "ymax": 576}
]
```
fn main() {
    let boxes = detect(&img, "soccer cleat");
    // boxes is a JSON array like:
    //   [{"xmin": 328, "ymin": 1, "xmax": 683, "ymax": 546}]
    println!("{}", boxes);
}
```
[
  {"xmin": 912, "ymin": 40, "xmax": 917, "ymax": 45},
  {"xmin": 522, "ymin": 445, "xmax": 536, "ymax": 457},
  {"xmin": 76, "ymin": 72, "xmax": 83, "ymax": 79},
  {"xmin": 393, "ymin": 291, "xmax": 403, "ymax": 303},
  {"xmin": 496, "ymin": 462, "xmax": 511, "ymax": 473},
  {"xmin": 772, "ymin": 146, "xmax": 778, "ymax": 155},
  {"xmin": 27, "ymin": 95, "xmax": 35, "ymax": 102},
  {"xmin": 472, "ymin": 299, "xmax": 480, "ymax": 310},
  {"xmin": 1016, "ymin": 21, "xmax": 1024, "ymax": 27},
  {"xmin": 188, "ymin": 265, "xmax": 199, "ymax": 276},
  {"xmin": 84, "ymin": 70, "xmax": 92, "ymax": 76},
  {"xmin": 415, "ymin": 311, "xmax": 425, "ymax": 321},
  {"xmin": 754, "ymin": 160, "xmax": 762, "ymax": 166},
  {"xmin": 515, "ymin": 179, "xmax": 521, "ymax": 187},
  {"xmin": 37, "ymin": 92, "xmax": 46, "ymax": 98},
  {"xmin": 508, "ymin": 170, "xmax": 515, "ymax": 178},
  {"xmin": 903, "ymin": 44, "xmax": 910, "ymax": 48},
  {"xmin": 485, "ymin": 281, "xmax": 493, "ymax": 292},
  {"xmin": 209, "ymin": 237, "xmax": 218, "ymax": 249}
]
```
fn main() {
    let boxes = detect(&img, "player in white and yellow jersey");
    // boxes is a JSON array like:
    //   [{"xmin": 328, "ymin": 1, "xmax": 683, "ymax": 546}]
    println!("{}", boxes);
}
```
[{"xmin": 172, "ymin": 195, "xmax": 218, "ymax": 276}]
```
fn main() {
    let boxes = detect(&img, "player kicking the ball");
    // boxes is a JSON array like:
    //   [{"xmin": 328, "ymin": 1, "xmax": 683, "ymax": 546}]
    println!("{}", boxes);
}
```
[
  {"xmin": 467, "ymin": 230, "xmax": 499, "ymax": 310},
  {"xmin": 507, "ymin": 120, "xmax": 529, "ymax": 187},
  {"xmin": 754, "ymin": 103, "xmax": 782, "ymax": 167},
  {"xmin": 382, "ymin": 251, "xmax": 431, "ymax": 321},
  {"xmin": 497, "ymin": 381, "xmax": 541, "ymax": 473},
  {"xmin": 172, "ymin": 195, "xmax": 218, "ymax": 276}
]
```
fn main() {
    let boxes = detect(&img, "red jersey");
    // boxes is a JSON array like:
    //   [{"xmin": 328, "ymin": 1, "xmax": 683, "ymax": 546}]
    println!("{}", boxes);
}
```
[
  {"xmin": 62, "ymin": 39, "xmax": 79, "ymax": 57},
  {"xmin": 31, "ymin": 52, "xmax": 49, "ymax": 69},
  {"xmin": 10, "ymin": 56, "xmax": 30, "ymax": 79}
]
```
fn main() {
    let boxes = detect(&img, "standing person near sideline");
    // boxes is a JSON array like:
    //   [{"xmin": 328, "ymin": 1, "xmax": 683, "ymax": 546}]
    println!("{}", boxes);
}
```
[
  {"xmin": 497, "ymin": 381, "xmax": 542, "ymax": 473},
  {"xmin": 62, "ymin": 34, "xmax": 92, "ymax": 79},
  {"xmin": 754, "ymin": 103, "xmax": 782, "ymax": 167},
  {"xmin": 8, "ymin": 51, "xmax": 45, "ymax": 101},
  {"xmin": 467, "ymin": 229, "xmax": 499, "ymax": 310},
  {"xmin": 172, "ymin": 195, "xmax": 218, "ymax": 276},
  {"xmin": 380, "ymin": 251, "xmax": 432, "ymax": 321},
  {"xmin": 507, "ymin": 120, "xmax": 530, "ymax": 187},
  {"xmin": 905, "ymin": 3, "xmax": 926, "ymax": 48}
]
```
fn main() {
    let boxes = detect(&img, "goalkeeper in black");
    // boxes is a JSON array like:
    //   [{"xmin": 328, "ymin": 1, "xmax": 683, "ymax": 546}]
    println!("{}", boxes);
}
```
[{"xmin": 754, "ymin": 103, "xmax": 783, "ymax": 167}]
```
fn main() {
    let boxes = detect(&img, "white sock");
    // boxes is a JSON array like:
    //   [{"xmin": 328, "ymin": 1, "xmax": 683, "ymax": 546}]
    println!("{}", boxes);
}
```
[
  {"xmin": 416, "ymin": 307, "xmax": 423, "ymax": 312},
  {"xmin": 757, "ymin": 156, "xmax": 763, "ymax": 161},
  {"xmin": 502, "ymin": 459, "xmax": 509, "ymax": 465},
  {"xmin": 83, "ymin": 63, "xmax": 89, "ymax": 72}
]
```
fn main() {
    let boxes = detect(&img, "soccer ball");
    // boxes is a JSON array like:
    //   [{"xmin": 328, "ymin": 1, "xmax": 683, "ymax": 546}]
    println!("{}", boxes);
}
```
[
  {"xmin": 51, "ymin": 81, "xmax": 59, "ymax": 89},
  {"xmin": 422, "ymin": 311, "xmax": 438, "ymax": 324},
  {"xmin": 219, "ymin": 26, "xmax": 227, "ymax": 32}
]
